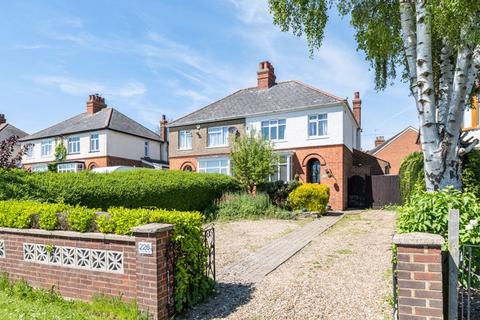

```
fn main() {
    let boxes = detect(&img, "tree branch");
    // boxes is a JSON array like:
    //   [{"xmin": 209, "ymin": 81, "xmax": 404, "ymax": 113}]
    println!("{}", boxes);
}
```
[
  {"xmin": 464, "ymin": 46, "xmax": 480, "ymax": 107},
  {"xmin": 399, "ymin": 0, "xmax": 418, "ymax": 100}
]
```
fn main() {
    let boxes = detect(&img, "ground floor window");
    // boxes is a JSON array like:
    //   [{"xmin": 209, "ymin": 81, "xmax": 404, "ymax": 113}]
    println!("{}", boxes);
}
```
[
  {"xmin": 31, "ymin": 163, "xmax": 48, "ymax": 172},
  {"xmin": 198, "ymin": 157, "xmax": 230, "ymax": 175},
  {"xmin": 269, "ymin": 154, "xmax": 291, "ymax": 182},
  {"xmin": 57, "ymin": 162, "xmax": 85, "ymax": 173}
]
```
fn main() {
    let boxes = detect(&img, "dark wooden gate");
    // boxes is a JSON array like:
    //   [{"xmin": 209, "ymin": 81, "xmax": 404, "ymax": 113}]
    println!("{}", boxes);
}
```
[
  {"xmin": 371, "ymin": 175, "xmax": 401, "ymax": 208},
  {"xmin": 348, "ymin": 175, "xmax": 372, "ymax": 209}
]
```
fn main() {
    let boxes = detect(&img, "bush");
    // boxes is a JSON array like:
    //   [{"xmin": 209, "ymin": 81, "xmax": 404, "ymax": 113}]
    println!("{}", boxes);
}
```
[
  {"xmin": 287, "ymin": 183, "xmax": 330, "ymax": 214},
  {"xmin": 259, "ymin": 179, "xmax": 301, "ymax": 208},
  {"xmin": 0, "ymin": 169, "xmax": 239, "ymax": 212},
  {"xmin": 213, "ymin": 192, "xmax": 293, "ymax": 220},
  {"xmin": 0, "ymin": 200, "xmax": 213, "ymax": 313},
  {"xmin": 399, "ymin": 150, "xmax": 480, "ymax": 202}
]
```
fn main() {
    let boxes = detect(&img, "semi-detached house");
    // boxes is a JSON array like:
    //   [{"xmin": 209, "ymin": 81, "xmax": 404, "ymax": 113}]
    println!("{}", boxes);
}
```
[
  {"xmin": 168, "ymin": 61, "xmax": 381, "ymax": 210},
  {"xmin": 20, "ymin": 95, "xmax": 169, "ymax": 172}
]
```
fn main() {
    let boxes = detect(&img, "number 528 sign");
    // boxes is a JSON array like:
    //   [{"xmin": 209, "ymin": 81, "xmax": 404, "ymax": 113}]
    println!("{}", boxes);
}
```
[{"xmin": 138, "ymin": 242, "xmax": 153, "ymax": 255}]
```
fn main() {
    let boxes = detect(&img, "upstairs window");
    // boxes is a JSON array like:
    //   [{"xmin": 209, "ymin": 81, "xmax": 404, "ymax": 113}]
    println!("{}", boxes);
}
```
[
  {"xmin": 90, "ymin": 134, "xmax": 100, "ymax": 152},
  {"xmin": 25, "ymin": 144, "xmax": 34, "ymax": 158},
  {"xmin": 179, "ymin": 130, "xmax": 192, "ymax": 149},
  {"xmin": 308, "ymin": 114, "xmax": 328, "ymax": 137},
  {"xmin": 144, "ymin": 141, "xmax": 150, "ymax": 157},
  {"xmin": 207, "ymin": 127, "xmax": 228, "ymax": 147},
  {"xmin": 41, "ymin": 139, "xmax": 53, "ymax": 157},
  {"xmin": 68, "ymin": 137, "xmax": 80, "ymax": 154},
  {"xmin": 261, "ymin": 119, "xmax": 286, "ymax": 140}
]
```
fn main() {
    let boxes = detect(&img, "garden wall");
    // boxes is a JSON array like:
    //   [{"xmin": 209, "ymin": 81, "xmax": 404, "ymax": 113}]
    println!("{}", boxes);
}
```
[{"xmin": 0, "ymin": 223, "xmax": 173, "ymax": 320}]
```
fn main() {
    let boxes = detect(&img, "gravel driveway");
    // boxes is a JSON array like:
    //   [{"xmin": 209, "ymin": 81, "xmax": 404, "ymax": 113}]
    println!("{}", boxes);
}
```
[{"xmin": 184, "ymin": 210, "xmax": 395, "ymax": 320}]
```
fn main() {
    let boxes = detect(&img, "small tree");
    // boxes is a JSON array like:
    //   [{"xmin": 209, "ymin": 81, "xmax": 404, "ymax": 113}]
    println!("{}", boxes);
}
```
[
  {"xmin": 0, "ymin": 135, "xmax": 28, "ymax": 169},
  {"xmin": 48, "ymin": 141, "xmax": 67, "ymax": 172},
  {"xmin": 231, "ymin": 131, "xmax": 278, "ymax": 194}
]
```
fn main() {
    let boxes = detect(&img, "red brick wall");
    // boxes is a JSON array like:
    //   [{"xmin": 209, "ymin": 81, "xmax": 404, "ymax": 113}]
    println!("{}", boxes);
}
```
[
  {"xmin": 0, "ymin": 224, "xmax": 173, "ymax": 320},
  {"xmin": 374, "ymin": 128, "xmax": 420, "ymax": 174},
  {"xmin": 394, "ymin": 233, "xmax": 444, "ymax": 320}
]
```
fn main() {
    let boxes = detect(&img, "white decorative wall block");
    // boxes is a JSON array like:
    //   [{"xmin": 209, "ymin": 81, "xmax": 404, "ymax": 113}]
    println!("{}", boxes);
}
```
[
  {"xmin": 0, "ymin": 240, "xmax": 5, "ymax": 258},
  {"xmin": 23, "ymin": 243, "xmax": 123, "ymax": 274}
]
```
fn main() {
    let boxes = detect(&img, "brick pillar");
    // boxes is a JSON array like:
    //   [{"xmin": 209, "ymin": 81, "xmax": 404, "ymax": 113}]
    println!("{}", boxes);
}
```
[
  {"xmin": 393, "ymin": 232, "xmax": 445, "ymax": 320},
  {"xmin": 133, "ymin": 223, "xmax": 174, "ymax": 320}
]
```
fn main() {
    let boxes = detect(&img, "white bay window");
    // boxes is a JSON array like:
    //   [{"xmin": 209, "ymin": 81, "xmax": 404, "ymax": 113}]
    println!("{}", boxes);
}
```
[
  {"xmin": 269, "ymin": 154, "xmax": 292, "ymax": 182},
  {"xmin": 198, "ymin": 157, "xmax": 230, "ymax": 175}
]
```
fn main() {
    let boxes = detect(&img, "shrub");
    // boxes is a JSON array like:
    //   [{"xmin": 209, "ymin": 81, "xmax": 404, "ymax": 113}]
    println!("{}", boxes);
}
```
[
  {"xmin": 0, "ymin": 169, "xmax": 240, "ymax": 212},
  {"xmin": 399, "ymin": 150, "xmax": 480, "ymax": 202},
  {"xmin": 0, "ymin": 200, "xmax": 212, "ymax": 313},
  {"xmin": 259, "ymin": 179, "xmax": 301, "ymax": 208},
  {"xmin": 288, "ymin": 183, "xmax": 330, "ymax": 214},
  {"xmin": 213, "ymin": 192, "xmax": 292, "ymax": 221}
]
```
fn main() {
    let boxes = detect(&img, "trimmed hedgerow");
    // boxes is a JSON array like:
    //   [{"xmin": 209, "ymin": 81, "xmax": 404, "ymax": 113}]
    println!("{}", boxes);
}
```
[
  {"xmin": 0, "ymin": 200, "xmax": 213, "ymax": 313},
  {"xmin": 0, "ymin": 169, "xmax": 240, "ymax": 211},
  {"xmin": 287, "ymin": 183, "xmax": 330, "ymax": 214}
]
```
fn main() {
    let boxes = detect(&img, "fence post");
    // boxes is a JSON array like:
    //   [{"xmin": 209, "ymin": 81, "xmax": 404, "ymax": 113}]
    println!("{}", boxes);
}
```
[
  {"xmin": 393, "ymin": 232, "xmax": 444, "ymax": 319},
  {"xmin": 448, "ymin": 209, "xmax": 459, "ymax": 320}
]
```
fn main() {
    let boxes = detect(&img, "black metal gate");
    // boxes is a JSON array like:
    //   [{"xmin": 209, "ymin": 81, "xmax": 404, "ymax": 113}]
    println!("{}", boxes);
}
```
[
  {"xmin": 165, "ymin": 225, "xmax": 216, "ymax": 317},
  {"xmin": 459, "ymin": 245, "xmax": 480, "ymax": 320}
]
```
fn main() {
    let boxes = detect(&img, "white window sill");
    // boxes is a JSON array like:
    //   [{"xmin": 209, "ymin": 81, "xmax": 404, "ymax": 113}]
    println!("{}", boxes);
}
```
[
  {"xmin": 178, "ymin": 148, "xmax": 193, "ymax": 151},
  {"xmin": 206, "ymin": 145, "xmax": 229, "ymax": 149},
  {"xmin": 307, "ymin": 136, "xmax": 329, "ymax": 140}
]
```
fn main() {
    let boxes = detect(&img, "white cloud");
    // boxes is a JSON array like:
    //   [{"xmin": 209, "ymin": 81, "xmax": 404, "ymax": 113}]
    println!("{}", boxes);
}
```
[
  {"xmin": 227, "ymin": 0, "xmax": 271, "ymax": 24},
  {"xmin": 33, "ymin": 76, "xmax": 146, "ymax": 98},
  {"xmin": 14, "ymin": 44, "xmax": 49, "ymax": 50}
]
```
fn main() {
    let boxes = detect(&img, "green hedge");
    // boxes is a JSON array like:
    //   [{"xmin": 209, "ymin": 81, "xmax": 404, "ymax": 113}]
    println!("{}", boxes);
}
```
[
  {"xmin": 0, "ymin": 169, "xmax": 239, "ymax": 212},
  {"xmin": 399, "ymin": 150, "xmax": 480, "ymax": 202},
  {"xmin": 0, "ymin": 200, "xmax": 213, "ymax": 313}
]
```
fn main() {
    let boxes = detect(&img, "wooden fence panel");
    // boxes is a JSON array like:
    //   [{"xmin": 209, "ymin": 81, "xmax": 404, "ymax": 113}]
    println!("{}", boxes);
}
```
[{"xmin": 371, "ymin": 175, "xmax": 401, "ymax": 208}]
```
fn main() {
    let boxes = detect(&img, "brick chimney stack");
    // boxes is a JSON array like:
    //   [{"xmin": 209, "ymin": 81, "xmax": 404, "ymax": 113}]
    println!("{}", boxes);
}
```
[
  {"xmin": 0, "ymin": 114, "xmax": 5, "ymax": 124},
  {"xmin": 352, "ymin": 91, "xmax": 361, "ymax": 127},
  {"xmin": 257, "ymin": 61, "xmax": 276, "ymax": 89},
  {"xmin": 159, "ymin": 114, "xmax": 168, "ymax": 142},
  {"xmin": 86, "ymin": 94, "xmax": 107, "ymax": 114},
  {"xmin": 375, "ymin": 136, "xmax": 385, "ymax": 147}
]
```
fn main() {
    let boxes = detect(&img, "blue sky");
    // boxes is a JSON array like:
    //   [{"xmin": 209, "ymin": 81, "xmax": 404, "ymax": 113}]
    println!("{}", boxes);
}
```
[{"xmin": 0, "ymin": 0, "xmax": 417, "ymax": 149}]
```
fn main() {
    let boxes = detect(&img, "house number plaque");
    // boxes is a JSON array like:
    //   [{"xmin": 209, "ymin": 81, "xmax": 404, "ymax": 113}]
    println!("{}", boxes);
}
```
[{"xmin": 138, "ymin": 242, "xmax": 153, "ymax": 255}]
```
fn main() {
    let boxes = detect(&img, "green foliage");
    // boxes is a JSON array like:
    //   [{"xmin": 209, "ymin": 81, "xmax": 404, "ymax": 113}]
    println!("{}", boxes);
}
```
[
  {"xmin": 398, "ymin": 188, "xmax": 480, "ymax": 246},
  {"xmin": 213, "ymin": 192, "xmax": 293, "ymax": 221},
  {"xmin": 259, "ymin": 179, "xmax": 301, "ymax": 208},
  {"xmin": 231, "ymin": 132, "xmax": 277, "ymax": 193},
  {"xmin": 399, "ymin": 150, "xmax": 480, "ymax": 202},
  {"xmin": 0, "ymin": 273, "xmax": 147, "ymax": 319},
  {"xmin": 399, "ymin": 152, "xmax": 425, "ymax": 203},
  {"xmin": 0, "ymin": 200, "xmax": 213, "ymax": 313},
  {"xmin": 0, "ymin": 169, "xmax": 239, "ymax": 212},
  {"xmin": 288, "ymin": 183, "xmax": 330, "ymax": 214}
]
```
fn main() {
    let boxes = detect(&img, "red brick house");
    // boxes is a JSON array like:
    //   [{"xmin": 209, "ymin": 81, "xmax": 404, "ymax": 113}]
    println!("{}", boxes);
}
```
[
  {"xmin": 368, "ymin": 126, "xmax": 420, "ymax": 174},
  {"xmin": 168, "ymin": 61, "xmax": 387, "ymax": 210}
]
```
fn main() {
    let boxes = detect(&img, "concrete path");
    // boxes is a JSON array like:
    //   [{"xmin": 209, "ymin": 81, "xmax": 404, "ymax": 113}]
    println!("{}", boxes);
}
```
[{"xmin": 217, "ymin": 213, "xmax": 344, "ymax": 283}]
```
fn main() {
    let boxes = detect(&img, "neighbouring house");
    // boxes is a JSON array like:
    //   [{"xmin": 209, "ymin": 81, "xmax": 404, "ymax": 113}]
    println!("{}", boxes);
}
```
[
  {"xmin": 168, "ymin": 60, "xmax": 386, "ymax": 210},
  {"xmin": 20, "ymin": 94, "xmax": 169, "ymax": 172},
  {"xmin": 463, "ymin": 94, "xmax": 480, "ymax": 147},
  {"xmin": 0, "ymin": 113, "xmax": 28, "ymax": 165},
  {"xmin": 368, "ymin": 126, "xmax": 420, "ymax": 175}
]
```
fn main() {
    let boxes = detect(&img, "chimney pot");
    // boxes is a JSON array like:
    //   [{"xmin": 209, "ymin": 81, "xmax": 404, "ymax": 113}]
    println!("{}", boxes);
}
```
[
  {"xmin": 375, "ymin": 136, "xmax": 385, "ymax": 147},
  {"xmin": 0, "ymin": 114, "xmax": 5, "ymax": 124},
  {"xmin": 257, "ymin": 60, "xmax": 276, "ymax": 89},
  {"xmin": 86, "ymin": 94, "xmax": 107, "ymax": 114}
]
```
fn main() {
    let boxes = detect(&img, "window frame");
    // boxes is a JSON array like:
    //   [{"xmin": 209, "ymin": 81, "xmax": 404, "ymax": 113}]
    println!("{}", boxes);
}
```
[
  {"xmin": 179, "ymin": 130, "xmax": 192, "ymax": 150},
  {"xmin": 90, "ymin": 133, "xmax": 100, "ymax": 152},
  {"xmin": 207, "ymin": 126, "xmax": 229, "ymax": 148},
  {"xmin": 308, "ymin": 113, "xmax": 328, "ymax": 138},
  {"xmin": 40, "ymin": 139, "xmax": 53, "ymax": 157},
  {"xmin": 197, "ymin": 157, "xmax": 230, "ymax": 175},
  {"xmin": 57, "ymin": 162, "xmax": 85, "ymax": 173},
  {"xmin": 144, "ymin": 141, "xmax": 150, "ymax": 157},
  {"xmin": 261, "ymin": 119, "xmax": 286, "ymax": 141},
  {"xmin": 68, "ymin": 137, "xmax": 81, "ymax": 155},
  {"xmin": 269, "ymin": 154, "xmax": 291, "ymax": 182}
]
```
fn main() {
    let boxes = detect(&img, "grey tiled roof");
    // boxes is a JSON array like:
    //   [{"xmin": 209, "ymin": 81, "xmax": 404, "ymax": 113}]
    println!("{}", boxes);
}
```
[
  {"xmin": 21, "ymin": 108, "xmax": 162, "ymax": 142},
  {"xmin": 169, "ymin": 80, "xmax": 345, "ymax": 127},
  {"xmin": 0, "ymin": 123, "xmax": 28, "ymax": 141}
]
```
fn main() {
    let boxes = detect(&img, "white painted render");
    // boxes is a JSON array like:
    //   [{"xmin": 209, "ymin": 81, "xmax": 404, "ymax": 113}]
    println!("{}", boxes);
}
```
[
  {"xmin": 107, "ymin": 130, "xmax": 162, "ymax": 160},
  {"xmin": 22, "ymin": 129, "xmax": 164, "ymax": 165},
  {"xmin": 22, "ymin": 130, "xmax": 108, "ymax": 164},
  {"xmin": 245, "ymin": 104, "xmax": 359, "ymax": 151}
]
